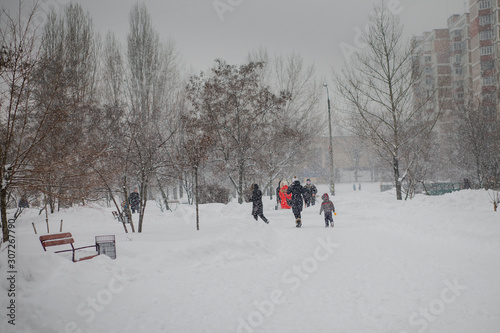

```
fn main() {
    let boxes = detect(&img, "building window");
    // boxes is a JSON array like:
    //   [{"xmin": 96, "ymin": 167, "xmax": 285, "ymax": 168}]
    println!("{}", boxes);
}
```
[
  {"xmin": 452, "ymin": 42, "xmax": 463, "ymax": 51},
  {"xmin": 483, "ymin": 92, "xmax": 496, "ymax": 104},
  {"xmin": 481, "ymin": 60, "xmax": 494, "ymax": 71},
  {"xmin": 482, "ymin": 75, "xmax": 495, "ymax": 86},
  {"xmin": 479, "ymin": 0, "xmax": 492, "ymax": 10},
  {"xmin": 480, "ymin": 46, "xmax": 493, "ymax": 55},
  {"xmin": 455, "ymin": 67, "xmax": 463, "ymax": 75},
  {"xmin": 452, "ymin": 30, "xmax": 462, "ymax": 38},
  {"xmin": 454, "ymin": 55, "xmax": 462, "ymax": 63},
  {"xmin": 425, "ymin": 67, "xmax": 432, "ymax": 74},
  {"xmin": 479, "ymin": 15, "xmax": 492, "ymax": 26},
  {"xmin": 424, "ymin": 56, "xmax": 431, "ymax": 63},
  {"xmin": 479, "ymin": 30, "xmax": 493, "ymax": 40}
]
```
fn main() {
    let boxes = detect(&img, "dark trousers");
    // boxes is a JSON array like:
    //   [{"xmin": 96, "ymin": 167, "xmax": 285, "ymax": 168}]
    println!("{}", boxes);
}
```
[
  {"xmin": 324, "ymin": 212, "xmax": 333, "ymax": 226},
  {"xmin": 253, "ymin": 205, "xmax": 268, "ymax": 223},
  {"xmin": 304, "ymin": 198, "xmax": 311, "ymax": 207},
  {"xmin": 292, "ymin": 206, "xmax": 302, "ymax": 219},
  {"xmin": 253, "ymin": 213, "xmax": 268, "ymax": 223}
]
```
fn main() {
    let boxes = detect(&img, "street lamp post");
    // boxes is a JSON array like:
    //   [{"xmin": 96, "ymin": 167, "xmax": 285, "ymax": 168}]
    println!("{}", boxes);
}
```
[{"xmin": 323, "ymin": 83, "xmax": 335, "ymax": 196}]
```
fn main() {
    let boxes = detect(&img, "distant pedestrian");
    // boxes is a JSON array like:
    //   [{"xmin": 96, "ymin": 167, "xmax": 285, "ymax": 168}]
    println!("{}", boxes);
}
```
[
  {"xmin": 129, "ymin": 189, "xmax": 140, "ymax": 213},
  {"xmin": 18, "ymin": 197, "xmax": 29, "ymax": 208},
  {"xmin": 358, "ymin": 183, "xmax": 361, "ymax": 191},
  {"xmin": 287, "ymin": 176, "xmax": 306, "ymax": 227},
  {"xmin": 276, "ymin": 180, "xmax": 282, "ymax": 209},
  {"xmin": 353, "ymin": 184, "xmax": 356, "ymax": 191},
  {"xmin": 303, "ymin": 179, "xmax": 318, "ymax": 207},
  {"xmin": 250, "ymin": 184, "xmax": 269, "ymax": 224},
  {"xmin": 319, "ymin": 193, "xmax": 336, "ymax": 228},
  {"xmin": 121, "ymin": 200, "xmax": 132, "ymax": 223}
]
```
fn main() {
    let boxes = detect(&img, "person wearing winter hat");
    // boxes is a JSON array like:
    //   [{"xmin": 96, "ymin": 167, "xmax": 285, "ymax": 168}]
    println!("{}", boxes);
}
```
[
  {"xmin": 303, "ymin": 178, "xmax": 318, "ymax": 207},
  {"xmin": 287, "ymin": 177, "xmax": 306, "ymax": 227},
  {"xmin": 129, "ymin": 189, "xmax": 140, "ymax": 213},
  {"xmin": 279, "ymin": 181, "xmax": 291, "ymax": 209},
  {"xmin": 319, "ymin": 193, "xmax": 336, "ymax": 228},
  {"xmin": 249, "ymin": 184, "xmax": 269, "ymax": 224}
]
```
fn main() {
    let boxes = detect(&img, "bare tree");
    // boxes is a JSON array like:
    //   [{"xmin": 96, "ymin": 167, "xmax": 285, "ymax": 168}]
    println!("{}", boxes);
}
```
[
  {"xmin": 448, "ymin": 91, "xmax": 500, "ymax": 189},
  {"xmin": 247, "ymin": 51, "xmax": 322, "ymax": 192},
  {"xmin": 30, "ymin": 3, "xmax": 103, "ymax": 211},
  {"xmin": 334, "ymin": 3, "xmax": 438, "ymax": 200},
  {"xmin": 0, "ymin": 2, "xmax": 54, "ymax": 241},
  {"xmin": 178, "ymin": 115, "xmax": 213, "ymax": 230},
  {"xmin": 186, "ymin": 59, "xmax": 289, "ymax": 203},
  {"xmin": 124, "ymin": 3, "xmax": 180, "ymax": 232},
  {"xmin": 101, "ymin": 31, "xmax": 125, "ymax": 108}
]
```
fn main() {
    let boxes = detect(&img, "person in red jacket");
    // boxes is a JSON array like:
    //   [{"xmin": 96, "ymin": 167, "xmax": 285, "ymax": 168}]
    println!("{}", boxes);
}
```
[{"xmin": 279, "ymin": 181, "xmax": 291, "ymax": 209}]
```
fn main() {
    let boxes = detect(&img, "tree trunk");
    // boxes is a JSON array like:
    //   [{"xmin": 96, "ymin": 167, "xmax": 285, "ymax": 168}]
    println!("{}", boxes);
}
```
[
  {"xmin": 157, "ymin": 176, "xmax": 170, "ymax": 211},
  {"xmin": 393, "ymin": 156, "xmax": 402, "ymax": 200},
  {"xmin": 238, "ymin": 162, "xmax": 244, "ymax": 204},
  {"xmin": 1, "ymin": 187, "xmax": 9, "ymax": 242},
  {"xmin": 195, "ymin": 166, "xmax": 200, "ymax": 230},
  {"xmin": 122, "ymin": 181, "xmax": 135, "ymax": 232},
  {"xmin": 108, "ymin": 189, "xmax": 128, "ymax": 233},
  {"xmin": 138, "ymin": 180, "xmax": 147, "ymax": 233}
]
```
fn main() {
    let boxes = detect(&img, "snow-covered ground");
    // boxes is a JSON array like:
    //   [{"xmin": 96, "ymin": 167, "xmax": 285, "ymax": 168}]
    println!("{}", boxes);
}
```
[{"xmin": 1, "ymin": 183, "xmax": 499, "ymax": 333}]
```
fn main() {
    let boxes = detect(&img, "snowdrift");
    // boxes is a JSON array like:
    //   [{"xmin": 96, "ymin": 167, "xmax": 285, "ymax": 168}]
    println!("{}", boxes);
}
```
[{"xmin": 1, "ymin": 183, "xmax": 499, "ymax": 333}]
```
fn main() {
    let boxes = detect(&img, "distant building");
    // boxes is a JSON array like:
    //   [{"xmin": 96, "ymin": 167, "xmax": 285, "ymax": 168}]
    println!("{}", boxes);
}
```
[
  {"xmin": 412, "ymin": 28, "xmax": 452, "ymax": 117},
  {"xmin": 412, "ymin": 0, "xmax": 499, "ymax": 122},
  {"xmin": 297, "ymin": 136, "xmax": 380, "ymax": 184},
  {"xmin": 469, "ymin": 0, "xmax": 498, "ymax": 122}
]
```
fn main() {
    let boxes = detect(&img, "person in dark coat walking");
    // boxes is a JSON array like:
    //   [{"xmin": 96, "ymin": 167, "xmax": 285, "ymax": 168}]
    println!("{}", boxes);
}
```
[
  {"xmin": 303, "ymin": 179, "xmax": 318, "ymax": 207},
  {"xmin": 129, "ymin": 189, "xmax": 140, "ymax": 213},
  {"xmin": 287, "ymin": 177, "xmax": 306, "ymax": 227},
  {"xmin": 250, "ymin": 184, "xmax": 269, "ymax": 224}
]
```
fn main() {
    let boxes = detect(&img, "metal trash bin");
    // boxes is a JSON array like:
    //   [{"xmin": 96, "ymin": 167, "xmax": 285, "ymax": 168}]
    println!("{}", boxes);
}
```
[{"xmin": 95, "ymin": 235, "xmax": 116, "ymax": 259}]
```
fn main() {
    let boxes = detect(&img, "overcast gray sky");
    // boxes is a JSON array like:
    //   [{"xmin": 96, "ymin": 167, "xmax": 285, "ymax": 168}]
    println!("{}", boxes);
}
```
[{"xmin": 7, "ymin": 0, "xmax": 466, "ymax": 77}]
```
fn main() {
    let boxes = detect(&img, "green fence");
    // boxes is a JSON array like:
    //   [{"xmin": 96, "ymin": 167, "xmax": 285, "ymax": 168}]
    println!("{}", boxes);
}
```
[{"xmin": 424, "ymin": 182, "xmax": 461, "ymax": 196}]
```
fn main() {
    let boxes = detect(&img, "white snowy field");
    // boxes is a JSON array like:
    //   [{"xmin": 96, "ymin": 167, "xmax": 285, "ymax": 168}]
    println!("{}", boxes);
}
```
[{"xmin": 1, "ymin": 183, "xmax": 499, "ymax": 333}]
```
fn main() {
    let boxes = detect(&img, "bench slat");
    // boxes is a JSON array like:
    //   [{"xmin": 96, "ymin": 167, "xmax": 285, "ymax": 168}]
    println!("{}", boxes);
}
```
[
  {"xmin": 42, "ymin": 238, "xmax": 74, "ymax": 248},
  {"xmin": 78, "ymin": 254, "xmax": 99, "ymax": 261},
  {"xmin": 39, "ymin": 233, "xmax": 73, "ymax": 241}
]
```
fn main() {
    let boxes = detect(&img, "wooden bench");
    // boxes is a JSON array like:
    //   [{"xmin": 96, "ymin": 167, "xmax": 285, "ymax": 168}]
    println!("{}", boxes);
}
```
[{"xmin": 39, "ymin": 232, "xmax": 98, "ymax": 262}]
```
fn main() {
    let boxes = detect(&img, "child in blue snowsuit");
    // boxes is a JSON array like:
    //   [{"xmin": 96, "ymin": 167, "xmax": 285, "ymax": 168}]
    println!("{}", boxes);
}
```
[{"xmin": 319, "ymin": 193, "xmax": 335, "ymax": 227}]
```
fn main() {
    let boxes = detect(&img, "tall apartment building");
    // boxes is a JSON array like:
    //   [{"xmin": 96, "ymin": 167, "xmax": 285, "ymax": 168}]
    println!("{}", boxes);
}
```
[
  {"xmin": 448, "ymin": 13, "xmax": 471, "ymax": 109},
  {"xmin": 469, "ymin": 0, "xmax": 498, "ymax": 122},
  {"xmin": 412, "ymin": 29, "xmax": 452, "ymax": 119},
  {"xmin": 413, "ymin": 0, "xmax": 500, "ymax": 124}
]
